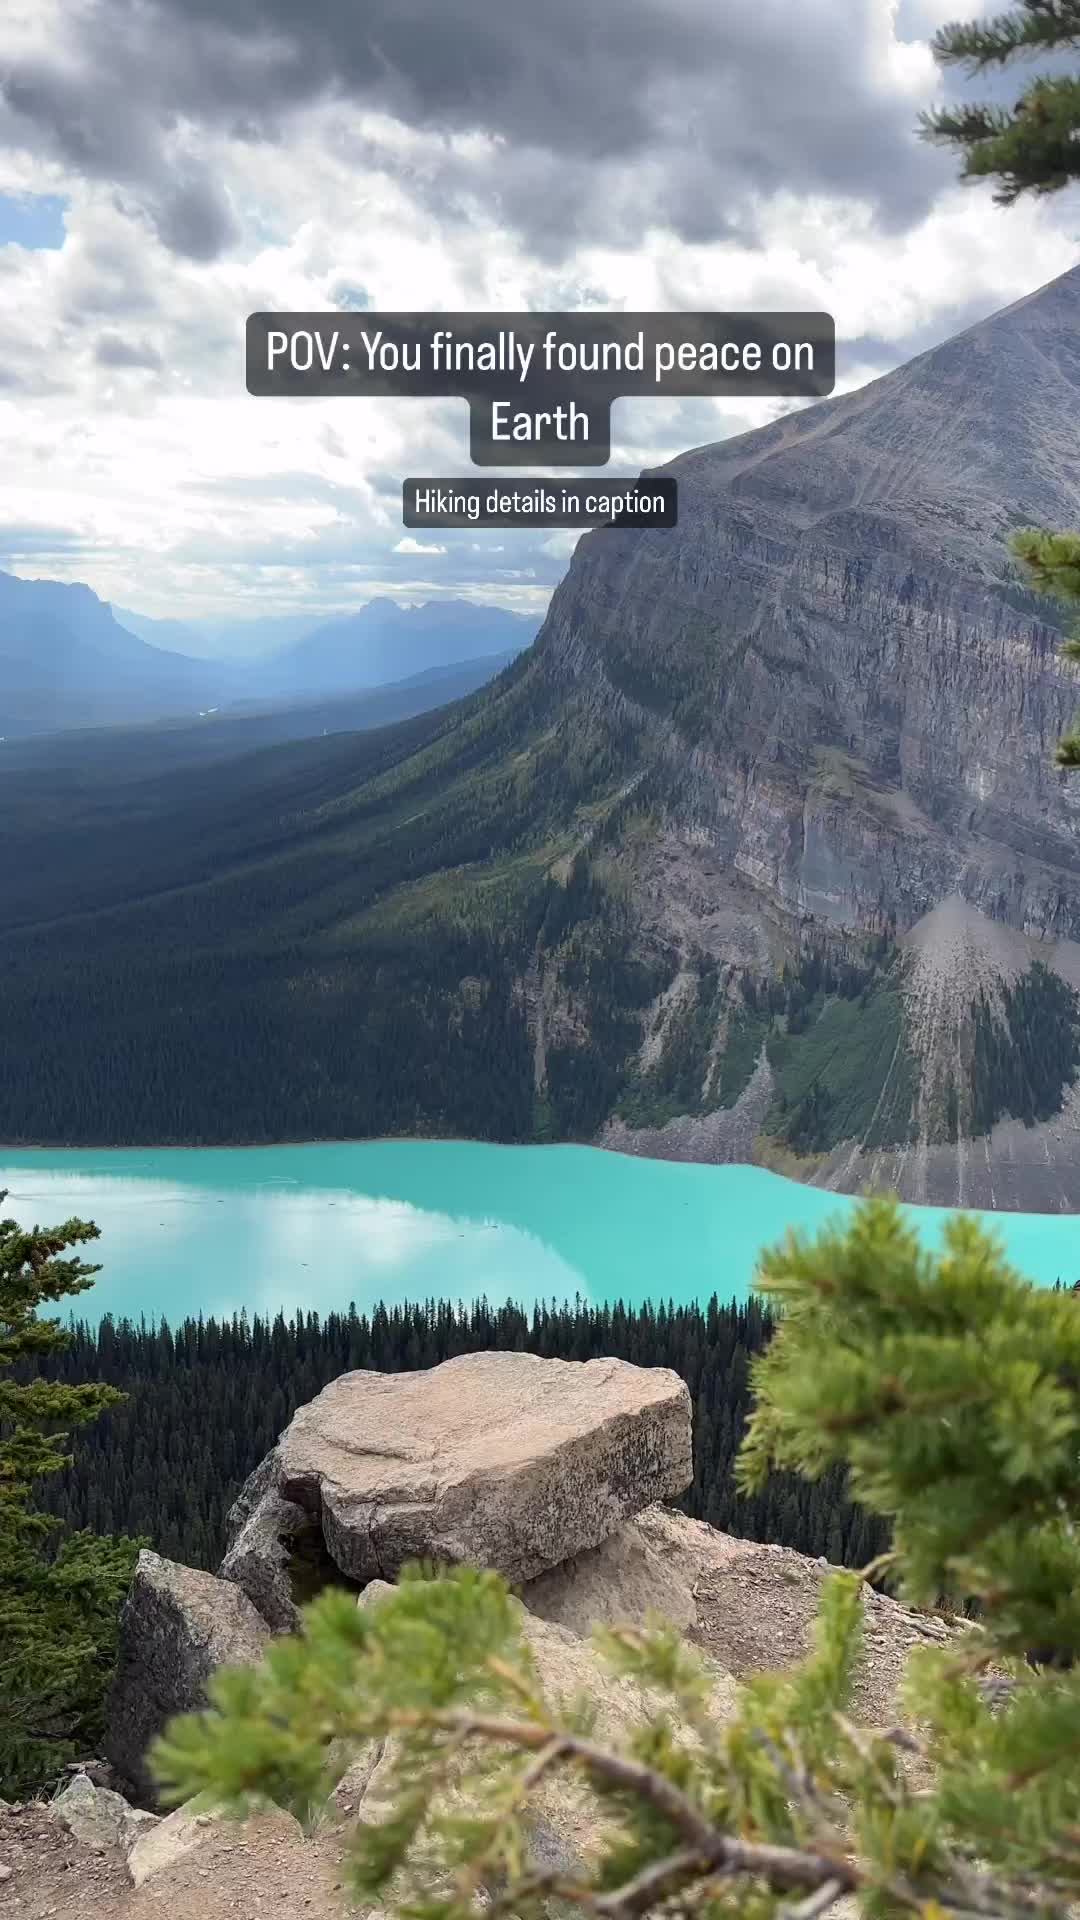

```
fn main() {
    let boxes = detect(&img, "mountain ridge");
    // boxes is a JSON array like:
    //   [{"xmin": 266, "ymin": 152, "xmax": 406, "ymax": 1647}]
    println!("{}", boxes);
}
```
[{"xmin": 5, "ymin": 265, "xmax": 1080, "ymax": 1204}]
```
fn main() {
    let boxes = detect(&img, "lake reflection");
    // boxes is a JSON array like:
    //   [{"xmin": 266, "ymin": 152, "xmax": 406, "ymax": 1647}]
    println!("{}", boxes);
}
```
[{"xmin": 0, "ymin": 1141, "xmax": 1075, "ymax": 1328}]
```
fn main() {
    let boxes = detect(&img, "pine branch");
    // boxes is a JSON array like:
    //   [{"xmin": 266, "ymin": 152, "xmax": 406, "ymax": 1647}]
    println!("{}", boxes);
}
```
[
  {"xmin": 385, "ymin": 1706, "xmax": 865, "ymax": 1903},
  {"xmin": 932, "ymin": 2, "xmax": 1080, "ymax": 69}
]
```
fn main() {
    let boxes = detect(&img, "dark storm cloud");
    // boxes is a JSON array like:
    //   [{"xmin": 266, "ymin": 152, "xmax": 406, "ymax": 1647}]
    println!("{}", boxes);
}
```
[
  {"xmin": 153, "ymin": 175, "xmax": 238, "ymax": 260},
  {"xmin": 0, "ymin": 0, "xmax": 954, "ymax": 259},
  {"xmin": 0, "ymin": 48, "xmax": 236, "ymax": 260}
]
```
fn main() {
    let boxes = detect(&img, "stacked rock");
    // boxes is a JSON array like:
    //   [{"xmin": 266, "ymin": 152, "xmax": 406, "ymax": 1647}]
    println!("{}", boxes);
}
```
[{"xmin": 106, "ymin": 1350, "xmax": 692, "ymax": 1800}]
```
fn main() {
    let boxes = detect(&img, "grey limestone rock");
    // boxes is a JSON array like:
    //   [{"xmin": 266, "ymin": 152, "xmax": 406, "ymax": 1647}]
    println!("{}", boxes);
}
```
[
  {"xmin": 105, "ymin": 1549, "xmax": 271, "ymax": 1805},
  {"xmin": 221, "ymin": 1349, "xmax": 692, "ymax": 1604},
  {"xmin": 49, "ymin": 1772, "xmax": 158, "ymax": 1857},
  {"xmin": 219, "ymin": 1446, "xmax": 311, "ymax": 1632}
]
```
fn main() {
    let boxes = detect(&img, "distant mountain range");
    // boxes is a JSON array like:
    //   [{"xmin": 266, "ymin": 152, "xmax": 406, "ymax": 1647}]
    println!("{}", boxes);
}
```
[
  {"xmin": 0, "ymin": 571, "xmax": 217, "ymax": 736},
  {"xmin": 111, "ymin": 609, "xmax": 323, "ymax": 661},
  {"xmin": 0, "ymin": 650, "xmax": 521, "ymax": 780},
  {"xmin": 253, "ymin": 598, "xmax": 537, "ymax": 698},
  {"xmin": 0, "ymin": 578, "xmax": 537, "ymax": 738}
]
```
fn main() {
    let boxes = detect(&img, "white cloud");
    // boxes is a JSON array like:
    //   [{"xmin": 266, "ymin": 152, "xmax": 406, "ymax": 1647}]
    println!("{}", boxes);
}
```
[
  {"xmin": 393, "ymin": 536, "xmax": 448, "ymax": 555},
  {"xmin": 0, "ymin": 0, "xmax": 1077, "ymax": 628}
]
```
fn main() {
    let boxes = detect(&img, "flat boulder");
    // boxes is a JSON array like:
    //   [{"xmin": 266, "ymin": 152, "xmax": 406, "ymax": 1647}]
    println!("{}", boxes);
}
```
[
  {"xmin": 223, "ymin": 1351, "xmax": 692, "ymax": 1601},
  {"xmin": 126, "ymin": 1800, "xmax": 224, "ymax": 1887},
  {"xmin": 106, "ymin": 1550, "xmax": 272, "ymax": 1805}
]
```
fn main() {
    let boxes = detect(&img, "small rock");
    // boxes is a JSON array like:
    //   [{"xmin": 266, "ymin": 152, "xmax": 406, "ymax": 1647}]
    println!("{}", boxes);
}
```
[
  {"xmin": 0, "ymin": 1863, "xmax": 13, "ymax": 1882},
  {"xmin": 50, "ymin": 1773, "xmax": 158, "ymax": 1857}
]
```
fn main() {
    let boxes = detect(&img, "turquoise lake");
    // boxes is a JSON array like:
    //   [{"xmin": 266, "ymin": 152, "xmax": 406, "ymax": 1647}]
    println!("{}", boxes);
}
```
[{"xmin": 0, "ymin": 1142, "xmax": 1077, "ymax": 1328}]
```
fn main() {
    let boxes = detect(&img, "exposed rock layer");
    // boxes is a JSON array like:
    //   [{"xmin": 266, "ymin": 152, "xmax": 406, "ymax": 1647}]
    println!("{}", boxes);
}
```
[{"xmin": 529, "ymin": 266, "xmax": 1080, "ymax": 1203}]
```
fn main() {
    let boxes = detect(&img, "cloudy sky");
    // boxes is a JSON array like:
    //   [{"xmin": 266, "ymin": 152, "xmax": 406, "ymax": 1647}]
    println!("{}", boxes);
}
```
[{"xmin": 1, "ymin": 0, "xmax": 1078, "ymax": 642}]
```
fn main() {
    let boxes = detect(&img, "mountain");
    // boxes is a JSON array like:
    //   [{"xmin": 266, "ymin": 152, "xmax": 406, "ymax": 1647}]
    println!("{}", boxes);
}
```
[
  {"xmin": 258, "ymin": 597, "xmax": 538, "ymax": 696},
  {"xmin": 0, "ymin": 571, "xmax": 226, "ymax": 734},
  {"xmin": 113, "ymin": 607, "xmax": 326, "ymax": 661},
  {"xmin": 109, "ymin": 606, "xmax": 214, "ymax": 660},
  {"xmin": 1, "ymin": 579, "xmax": 534, "ymax": 736},
  {"xmin": 5, "ymin": 265, "xmax": 1080, "ymax": 1206}
]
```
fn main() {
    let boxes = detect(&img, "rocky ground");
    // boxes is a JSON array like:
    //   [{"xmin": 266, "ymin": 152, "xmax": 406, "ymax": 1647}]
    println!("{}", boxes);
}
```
[
  {"xmin": 0, "ymin": 1799, "xmax": 354, "ymax": 1920},
  {"xmin": 3, "ymin": 1350, "xmax": 963, "ymax": 1918}
]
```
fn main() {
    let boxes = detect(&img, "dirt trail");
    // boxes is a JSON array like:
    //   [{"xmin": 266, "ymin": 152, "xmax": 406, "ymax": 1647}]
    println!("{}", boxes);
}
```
[{"xmin": 1, "ymin": 1804, "xmax": 356, "ymax": 1920}]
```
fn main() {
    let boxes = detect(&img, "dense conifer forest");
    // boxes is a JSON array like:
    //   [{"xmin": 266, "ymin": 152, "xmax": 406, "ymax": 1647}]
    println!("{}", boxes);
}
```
[{"xmin": 27, "ymin": 1293, "xmax": 889, "ymax": 1575}]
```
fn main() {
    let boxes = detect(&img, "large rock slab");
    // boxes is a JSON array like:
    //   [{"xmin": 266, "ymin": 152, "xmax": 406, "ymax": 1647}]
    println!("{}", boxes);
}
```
[
  {"xmin": 126, "ymin": 1801, "xmax": 223, "ymax": 1888},
  {"xmin": 222, "ymin": 1351, "xmax": 692, "ymax": 1602},
  {"xmin": 106, "ymin": 1551, "xmax": 272, "ymax": 1805}
]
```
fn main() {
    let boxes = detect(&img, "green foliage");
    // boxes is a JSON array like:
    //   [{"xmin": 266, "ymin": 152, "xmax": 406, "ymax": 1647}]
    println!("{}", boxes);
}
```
[
  {"xmin": 919, "ymin": 4, "xmax": 1080, "ymax": 205},
  {"xmin": 0, "ymin": 1198, "xmax": 141, "ymax": 1797},
  {"xmin": 1, "ymin": 1528, "xmax": 142, "ymax": 1798},
  {"xmin": 0, "ymin": 1202, "xmax": 117, "ymax": 1547},
  {"xmin": 151, "ymin": 1198, "xmax": 1080, "ymax": 1920},
  {"xmin": 740, "ymin": 1197, "xmax": 1080, "ymax": 1653},
  {"xmin": 765, "ymin": 975, "xmax": 915, "ymax": 1154},
  {"xmin": 970, "ymin": 960, "xmax": 1080, "ymax": 1132},
  {"xmin": 30, "ymin": 1293, "xmax": 887, "ymax": 1576}
]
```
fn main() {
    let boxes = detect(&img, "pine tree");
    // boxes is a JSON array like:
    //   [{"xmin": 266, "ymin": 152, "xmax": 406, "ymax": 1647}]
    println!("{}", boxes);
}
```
[
  {"xmin": 154, "ymin": 1197, "xmax": 1080, "ymax": 1920},
  {"xmin": 0, "ymin": 1195, "xmax": 141, "ymax": 1797},
  {"xmin": 1005, "ymin": 530, "xmax": 1080, "ymax": 764},
  {"xmin": 919, "ymin": 2, "xmax": 1080, "ymax": 205}
]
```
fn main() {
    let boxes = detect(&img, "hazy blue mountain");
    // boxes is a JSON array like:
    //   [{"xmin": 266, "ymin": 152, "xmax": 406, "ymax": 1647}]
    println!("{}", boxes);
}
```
[
  {"xmin": 109, "ymin": 606, "xmax": 210, "ymax": 658},
  {"xmin": 113, "ymin": 607, "xmax": 323, "ymax": 661},
  {"xmin": 197, "ymin": 613, "xmax": 333, "ymax": 658},
  {"xmin": 0, "ymin": 570, "xmax": 226, "ymax": 736},
  {"xmin": 3, "ymin": 576, "xmax": 535, "ymax": 736},
  {"xmin": 258, "ymin": 597, "xmax": 538, "ymax": 695}
]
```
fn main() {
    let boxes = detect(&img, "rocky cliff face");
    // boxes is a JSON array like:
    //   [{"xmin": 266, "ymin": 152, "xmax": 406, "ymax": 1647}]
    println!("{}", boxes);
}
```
[
  {"xmin": 540, "ymin": 266, "xmax": 1080, "ymax": 937},
  {"xmin": 527, "ymin": 264, "xmax": 1080, "ymax": 1203}
]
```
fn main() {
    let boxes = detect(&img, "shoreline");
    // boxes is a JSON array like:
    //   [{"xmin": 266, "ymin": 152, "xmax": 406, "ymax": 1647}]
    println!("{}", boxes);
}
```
[
  {"xmin": 0, "ymin": 1133, "xmax": 588, "ymax": 1154},
  {"xmin": 1, "ymin": 1132, "xmax": 1079, "ymax": 1222}
]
